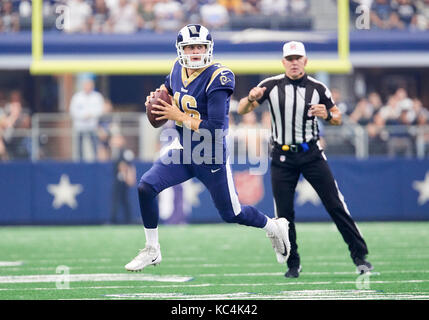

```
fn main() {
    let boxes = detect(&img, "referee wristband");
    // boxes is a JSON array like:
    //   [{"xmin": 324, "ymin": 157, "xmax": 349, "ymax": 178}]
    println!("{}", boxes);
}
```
[
  {"xmin": 325, "ymin": 110, "xmax": 333, "ymax": 122},
  {"xmin": 247, "ymin": 96, "xmax": 255, "ymax": 103}
]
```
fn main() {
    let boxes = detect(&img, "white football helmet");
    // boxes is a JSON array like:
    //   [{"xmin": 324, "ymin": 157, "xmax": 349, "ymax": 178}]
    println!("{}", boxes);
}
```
[{"xmin": 176, "ymin": 24, "xmax": 214, "ymax": 69}]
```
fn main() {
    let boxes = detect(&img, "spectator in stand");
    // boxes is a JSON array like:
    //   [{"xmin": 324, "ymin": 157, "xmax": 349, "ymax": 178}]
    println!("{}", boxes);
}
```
[
  {"xmin": 415, "ymin": 100, "xmax": 429, "ymax": 126},
  {"xmin": 63, "ymin": 0, "xmax": 92, "ymax": 33},
  {"xmin": 350, "ymin": 92, "xmax": 383, "ymax": 126},
  {"xmin": 331, "ymin": 88, "xmax": 351, "ymax": 117},
  {"xmin": 374, "ymin": 94, "xmax": 401, "ymax": 126},
  {"xmin": 0, "ymin": 0, "xmax": 20, "ymax": 32},
  {"xmin": 97, "ymin": 98, "xmax": 114, "ymax": 161},
  {"xmin": 395, "ymin": 87, "xmax": 415, "ymax": 122},
  {"xmin": 370, "ymin": 0, "xmax": 396, "ymax": 29},
  {"xmin": 289, "ymin": 0, "xmax": 309, "ymax": 15},
  {"xmin": 137, "ymin": 0, "xmax": 157, "ymax": 31},
  {"xmin": 260, "ymin": 0, "xmax": 288, "ymax": 16},
  {"xmin": 89, "ymin": 0, "xmax": 110, "ymax": 33},
  {"xmin": 70, "ymin": 77, "xmax": 105, "ymax": 162},
  {"xmin": 0, "ymin": 90, "xmax": 31, "ymax": 160},
  {"xmin": 200, "ymin": 0, "xmax": 230, "ymax": 30},
  {"xmin": 411, "ymin": 98, "xmax": 427, "ymax": 125},
  {"xmin": 109, "ymin": 132, "xmax": 137, "ymax": 224},
  {"xmin": 242, "ymin": 0, "xmax": 260, "ymax": 15},
  {"xmin": 183, "ymin": 0, "xmax": 203, "ymax": 24},
  {"xmin": 416, "ymin": 0, "xmax": 429, "ymax": 30},
  {"xmin": 390, "ymin": 0, "xmax": 418, "ymax": 30},
  {"xmin": 153, "ymin": 0, "xmax": 184, "ymax": 33},
  {"xmin": 105, "ymin": 0, "xmax": 119, "ymax": 11},
  {"xmin": 218, "ymin": 0, "xmax": 245, "ymax": 16},
  {"xmin": 109, "ymin": 0, "xmax": 139, "ymax": 33},
  {"xmin": 18, "ymin": 0, "xmax": 31, "ymax": 19}
]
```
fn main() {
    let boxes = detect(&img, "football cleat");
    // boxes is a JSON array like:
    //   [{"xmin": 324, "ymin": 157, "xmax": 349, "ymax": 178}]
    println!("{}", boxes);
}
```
[
  {"xmin": 285, "ymin": 265, "xmax": 302, "ymax": 278},
  {"xmin": 267, "ymin": 218, "xmax": 291, "ymax": 264},
  {"xmin": 354, "ymin": 257, "xmax": 374, "ymax": 275},
  {"xmin": 125, "ymin": 245, "xmax": 162, "ymax": 272}
]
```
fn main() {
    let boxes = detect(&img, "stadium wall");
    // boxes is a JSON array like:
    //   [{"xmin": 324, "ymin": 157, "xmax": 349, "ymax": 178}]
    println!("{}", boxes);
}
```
[
  {"xmin": 2, "ymin": 31, "xmax": 429, "ymax": 55},
  {"xmin": 0, "ymin": 158, "xmax": 428, "ymax": 225}
]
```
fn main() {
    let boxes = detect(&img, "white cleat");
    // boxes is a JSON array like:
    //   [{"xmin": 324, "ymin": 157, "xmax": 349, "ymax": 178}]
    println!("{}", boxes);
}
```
[
  {"xmin": 125, "ymin": 245, "xmax": 162, "ymax": 272},
  {"xmin": 267, "ymin": 218, "xmax": 291, "ymax": 264}
]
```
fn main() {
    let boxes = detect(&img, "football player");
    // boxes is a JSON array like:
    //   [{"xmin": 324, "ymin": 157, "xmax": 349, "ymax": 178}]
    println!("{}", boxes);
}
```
[{"xmin": 125, "ymin": 24, "xmax": 290, "ymax": 271}]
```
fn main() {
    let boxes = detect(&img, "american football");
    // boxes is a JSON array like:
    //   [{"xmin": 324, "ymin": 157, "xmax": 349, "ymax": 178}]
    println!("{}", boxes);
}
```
[{"xmin": 146, "ymin": 89, "xmax": 172, "ymax": 128}]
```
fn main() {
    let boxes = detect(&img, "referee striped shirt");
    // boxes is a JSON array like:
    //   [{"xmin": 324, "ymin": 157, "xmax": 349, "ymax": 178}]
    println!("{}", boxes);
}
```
[{"xmin": 256, "ymin": 73, "xmax": 335, "ymax": 146}]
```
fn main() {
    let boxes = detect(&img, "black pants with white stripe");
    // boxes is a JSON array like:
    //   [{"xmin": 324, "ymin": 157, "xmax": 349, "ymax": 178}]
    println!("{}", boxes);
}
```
[{"xmin": 270, "ymin": 142, "xmax": 369, "ymax": 268}]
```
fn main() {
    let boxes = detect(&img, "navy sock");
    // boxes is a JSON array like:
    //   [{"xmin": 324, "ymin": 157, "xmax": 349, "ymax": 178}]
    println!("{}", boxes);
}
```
[{"xmin": 137, "ymin": 182, "xmax": 159, "ymax": 229}]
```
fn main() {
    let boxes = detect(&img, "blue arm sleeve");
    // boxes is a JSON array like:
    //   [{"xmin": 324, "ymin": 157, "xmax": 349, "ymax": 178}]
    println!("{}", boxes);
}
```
[
  {"xmin": 164, "ymin": 74, "xmax": 173, "ymax": 96},
  {"xmin": 198, "ymin": 89, "xmax": 229, "ymax": 135}
]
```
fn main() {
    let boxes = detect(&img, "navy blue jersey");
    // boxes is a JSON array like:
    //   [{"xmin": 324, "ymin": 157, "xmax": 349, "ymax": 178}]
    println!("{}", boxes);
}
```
[{"xmin": 164, "ymin": 60, "xmax": 235, "ymax": 164}]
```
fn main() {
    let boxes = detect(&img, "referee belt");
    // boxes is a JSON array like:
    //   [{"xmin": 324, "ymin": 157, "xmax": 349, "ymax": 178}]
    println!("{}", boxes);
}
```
[{"xmin": 273, "ymin": 139, "xmax": 317, "ymax": 153}]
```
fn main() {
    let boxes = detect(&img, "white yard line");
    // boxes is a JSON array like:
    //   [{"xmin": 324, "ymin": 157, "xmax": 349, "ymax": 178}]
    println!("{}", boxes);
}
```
[
  {"xmin": 0, "ymin": 273, "xmax": 193, "ymax": 284},
  {"xmin": 1, "ymin": 279, "xmax": 429, "ymax": 290},
  {"xmin": 0, "ymin": 261, "xmax": 23, "ymax": 267}
]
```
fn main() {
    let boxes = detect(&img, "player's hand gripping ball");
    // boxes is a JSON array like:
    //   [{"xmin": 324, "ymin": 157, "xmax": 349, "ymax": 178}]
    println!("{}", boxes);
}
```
[{"xmin": 146, "ymin": 89, "xmax": 173, "ymax": 128}]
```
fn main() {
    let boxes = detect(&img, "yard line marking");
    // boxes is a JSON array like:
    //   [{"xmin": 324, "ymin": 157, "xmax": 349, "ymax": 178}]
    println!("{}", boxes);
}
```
[
  {"xmin": 0, "ymin": 273, "xmax": 193, "ymax": 284},
  {"xmin": 0, "ymin": 284, "xmax": 212, "ymax": 291},
  {"xmin": 103, "ymin": 290, "xmax": 429, "ymax": 300},
  {"xmin": 0, "ymin": 261, "xmax": 23, "ymax": 267},
  {"xmin": 2, "ymin": 279, "xmax": 429, "ymax": 291}
]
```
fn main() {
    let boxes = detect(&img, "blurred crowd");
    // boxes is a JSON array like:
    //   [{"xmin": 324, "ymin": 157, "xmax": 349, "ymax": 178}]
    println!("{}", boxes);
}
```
[
  {"xmin": 0, "ymin": 81, "xmax": 429, "ymax": 161},
  {"xmin": 0, "ymin": 0, "xmax": 311, "ymax": 33},
  {"xmin": 346, "ymin": 86, "xmax": 429, "ymax": 156},
  {"xmin": 1, "ymin": 0, "xmax": 429, "ymax": 33},
  {"xmin": 227, "ymin": 84, "xmax": 429, "ymax": 158},
  {"xmin": 351, "ymin": 0, "xmax": 429, "ymax": 30}
]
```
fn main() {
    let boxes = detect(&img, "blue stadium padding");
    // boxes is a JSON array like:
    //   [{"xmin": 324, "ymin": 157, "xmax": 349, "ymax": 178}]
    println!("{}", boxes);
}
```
[
  {"xmin": 0, "ymin": 162, "xmax": 32, "ymax": 224},
  {"xmin": 2, "ymin": 30, "xmax": 429, "ymax": 55},
  {"xmin": 0, "ymin": 158, "xmax": 428, "ymax": 225}
]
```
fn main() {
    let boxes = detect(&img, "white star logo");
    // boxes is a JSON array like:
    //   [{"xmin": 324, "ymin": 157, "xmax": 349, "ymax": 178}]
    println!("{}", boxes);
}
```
[
  {"xmin": 295, "ymin": 178, "xmax": 321, "ymax": 206},
  {"xmin": 413, "ymin": 172, "xmax": 429, "ymax": 206},
  {"xmin": 47, "ymin": 174, "xmax": 83, "ymax": 209}
]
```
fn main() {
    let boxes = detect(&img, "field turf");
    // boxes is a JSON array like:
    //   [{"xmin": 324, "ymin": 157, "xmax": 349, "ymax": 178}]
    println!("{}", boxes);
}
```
[{"xmin": 0, "ymin": 222, "xmax": 428, "ymax": 301}]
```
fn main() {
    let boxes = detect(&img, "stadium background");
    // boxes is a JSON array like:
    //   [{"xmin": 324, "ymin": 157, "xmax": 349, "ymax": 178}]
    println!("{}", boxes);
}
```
[{"xmin": 1, "ymin": 0, "xmax": 429, "ymax": 226}]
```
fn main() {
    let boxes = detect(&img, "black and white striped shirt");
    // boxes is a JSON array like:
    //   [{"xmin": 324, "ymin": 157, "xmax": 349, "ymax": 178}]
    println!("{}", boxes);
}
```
[{"xmin": 257, "ymin": 73, "xmax": 335, "ymax": 146}]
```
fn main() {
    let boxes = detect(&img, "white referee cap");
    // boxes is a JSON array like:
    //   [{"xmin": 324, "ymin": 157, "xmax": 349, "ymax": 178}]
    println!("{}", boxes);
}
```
[{"xmin": 283, "ymin": 41, "xmax": 306, "ymax": 57}]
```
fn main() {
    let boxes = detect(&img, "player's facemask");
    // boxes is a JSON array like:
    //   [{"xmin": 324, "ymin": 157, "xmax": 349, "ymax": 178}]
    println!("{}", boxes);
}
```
[{"xmin": 176, "ymin": 24, "xmax": 214, "ymax": 69}]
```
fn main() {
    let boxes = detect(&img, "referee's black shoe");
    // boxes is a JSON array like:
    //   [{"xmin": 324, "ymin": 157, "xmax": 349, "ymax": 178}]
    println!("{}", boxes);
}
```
[
  {"xmin": 285, "ymin": 265, "xmax": 302, "ymax": 278},
  {"xmin": 353, "ymin": 257, "xmax": 373, "ymax": 274}
]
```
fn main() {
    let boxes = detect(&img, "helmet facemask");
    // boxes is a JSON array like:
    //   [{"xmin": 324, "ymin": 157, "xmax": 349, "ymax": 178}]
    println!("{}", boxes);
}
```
[{"xmin": 176, "ymin": 40, "xmax": 214, "ymax": 69}]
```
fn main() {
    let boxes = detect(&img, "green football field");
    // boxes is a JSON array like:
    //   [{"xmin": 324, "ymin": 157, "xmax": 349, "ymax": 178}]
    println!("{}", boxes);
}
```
[{"xmin": 0, "ymin": 222, "xmax": 428, "ymax": 300}]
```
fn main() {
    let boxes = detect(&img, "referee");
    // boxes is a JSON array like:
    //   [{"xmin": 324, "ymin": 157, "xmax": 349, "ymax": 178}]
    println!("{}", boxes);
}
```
[{"xmin": 237, "ymin": 41, "xmax": 372, "ymax": 278}]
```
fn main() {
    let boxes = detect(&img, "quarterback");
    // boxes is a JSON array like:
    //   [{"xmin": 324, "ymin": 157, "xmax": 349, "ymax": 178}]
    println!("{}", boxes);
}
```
[{"xmin": 125, "ymin": 24, "xmax": 290, "ymax": 271}]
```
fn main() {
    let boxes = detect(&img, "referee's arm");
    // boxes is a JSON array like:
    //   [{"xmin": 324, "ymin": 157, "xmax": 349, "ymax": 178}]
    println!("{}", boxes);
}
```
[
  {"xmin": 309, "ymin": 104, "xmax": 342, "ymax": 125},
  {"xmin": 237, "ymin": 87, "xmax": 266, "ymax": 115}
]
